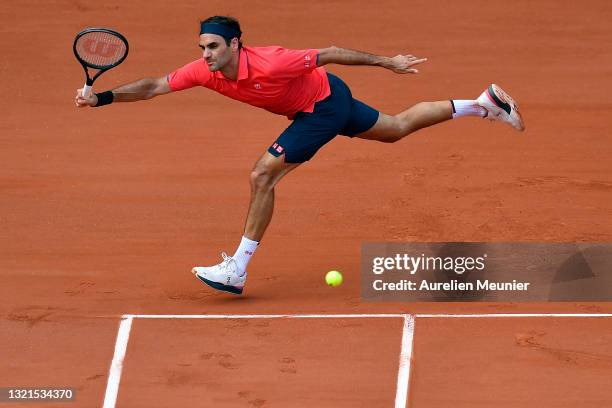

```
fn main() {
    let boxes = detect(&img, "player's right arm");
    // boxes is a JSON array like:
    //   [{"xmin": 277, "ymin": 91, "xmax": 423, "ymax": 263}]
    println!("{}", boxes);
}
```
[{"xmin": 75, "ymin": 76, "xmax": 172, "ymax": 108}]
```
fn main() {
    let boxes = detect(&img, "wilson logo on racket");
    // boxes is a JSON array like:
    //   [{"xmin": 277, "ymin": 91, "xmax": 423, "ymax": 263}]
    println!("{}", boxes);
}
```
[{"xmin": 81, "ymin": 38, "xmax": 122, "ymax": 58}]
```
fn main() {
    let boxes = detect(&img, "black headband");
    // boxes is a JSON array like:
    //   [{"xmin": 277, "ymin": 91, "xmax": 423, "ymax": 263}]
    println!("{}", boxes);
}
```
[{"xmin": 200, "ymin": 22, "xmax": 241, "ymax": 41}]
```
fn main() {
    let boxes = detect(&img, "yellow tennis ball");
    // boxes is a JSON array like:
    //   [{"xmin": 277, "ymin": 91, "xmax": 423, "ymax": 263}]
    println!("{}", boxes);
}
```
[{"xmin": 325, "ymin": 270, "xmax": 343, "ymax": 287}]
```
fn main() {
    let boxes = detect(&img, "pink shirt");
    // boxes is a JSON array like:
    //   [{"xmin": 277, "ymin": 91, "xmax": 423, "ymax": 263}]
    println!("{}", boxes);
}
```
[{"xmin": 167, "ymin": 46, "xmax": 331, "ymax": 119}]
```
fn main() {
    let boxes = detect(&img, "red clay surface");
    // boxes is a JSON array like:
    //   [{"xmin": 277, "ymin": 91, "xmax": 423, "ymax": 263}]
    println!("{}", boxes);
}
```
[
  {"xmin": 0, "ymin": 316, "xmax": 121, "ymax": 406},
  {"xmin": 2, "ymin": 0, "xmax": 612, "ymax": 407},
  {"xmin": 411, "ymin": 317, "xmax": 612, "ymax": 407},
  {"xmin": 120, "ymin": 318, "xmax": 403, "ymax": 407}
]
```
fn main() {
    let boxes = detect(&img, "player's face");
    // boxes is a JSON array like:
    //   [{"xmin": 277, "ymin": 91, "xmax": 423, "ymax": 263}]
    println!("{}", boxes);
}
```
[{"xmin": 199, "ymin": 34, "xmax": 237, "ymax": 71}]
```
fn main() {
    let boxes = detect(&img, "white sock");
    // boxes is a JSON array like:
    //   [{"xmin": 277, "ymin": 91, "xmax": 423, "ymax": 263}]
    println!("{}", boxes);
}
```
[
  {"xmin": 451, "ymin": 100, "xmax": 486, "ymax": 119},
  {"xmin": 232, "ymin": 236, "xmax": 258, "ymax": 276}
]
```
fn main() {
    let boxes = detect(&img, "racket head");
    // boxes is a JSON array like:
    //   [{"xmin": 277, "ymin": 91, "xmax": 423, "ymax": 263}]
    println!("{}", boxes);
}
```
[{"xmin": 73, "ymin": 28, "xmax": 129, "ymax": 71}]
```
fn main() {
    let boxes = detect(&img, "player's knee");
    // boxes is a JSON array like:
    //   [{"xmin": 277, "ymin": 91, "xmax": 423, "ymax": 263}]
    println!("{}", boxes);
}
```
[
  {"xmin": 250, "ymin": 166, "xmax": 274, "ymax": 192},
  {"xmin": 382, "ymin": 125, "xmax": 404, "ymax": 143},
  {"xmin": 387, "ymin": 116, "xmax": 408, "ymax": 141}
]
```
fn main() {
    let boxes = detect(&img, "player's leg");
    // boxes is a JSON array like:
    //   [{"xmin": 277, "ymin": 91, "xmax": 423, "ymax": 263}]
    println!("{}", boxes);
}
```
[
  {"xmin": 353, "ymin": 84, "xmax": 525, "ymax": 142},
  {"xmin": 355, "ymin": 101, "xmax": 454, "ymax": 143},
  {"xmin": 244, "ymin": 151, "xmax": 300, "ymax": 242},
  {"xmin": 226, "ymin": 152, "xmax": 299, "ymax": 282},
  {"xmin": 190, "ymin": 152, "xmax": 298, "ymax": 295},
  {"xmin": 191, "ymin": 151, "xmax": 299, "ymax": 295}
]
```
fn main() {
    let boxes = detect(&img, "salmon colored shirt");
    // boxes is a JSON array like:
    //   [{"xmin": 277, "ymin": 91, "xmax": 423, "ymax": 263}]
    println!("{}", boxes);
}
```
[{"xmin": 167, "ymin": 46, "xmax": 331, "ymax": 119}]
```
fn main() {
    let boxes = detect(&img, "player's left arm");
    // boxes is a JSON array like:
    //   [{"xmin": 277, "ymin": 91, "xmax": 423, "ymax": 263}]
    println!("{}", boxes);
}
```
[{"xmin": 316, "ymin": 46, "xmax": 427, "ymax": 74}]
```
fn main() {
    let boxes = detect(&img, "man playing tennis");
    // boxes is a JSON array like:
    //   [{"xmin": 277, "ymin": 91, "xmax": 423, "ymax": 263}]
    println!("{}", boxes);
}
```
[{"xmin": 75, "ymin": 15, "xmax": 524, "ymax": 295}]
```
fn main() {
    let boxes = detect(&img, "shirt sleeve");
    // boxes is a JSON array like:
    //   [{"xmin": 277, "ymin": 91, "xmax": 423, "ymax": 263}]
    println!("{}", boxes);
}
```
[
  {"xmin": 273, "ymin": 47, "xmax": 320, "ymax": 79},
  {"xmin": 167, "ymin": 59, "xmax": 211, "ymax": 91}
]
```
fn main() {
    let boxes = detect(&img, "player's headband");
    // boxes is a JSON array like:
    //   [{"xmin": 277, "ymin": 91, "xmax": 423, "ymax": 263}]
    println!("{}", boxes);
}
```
[{"xmin": 200, "ymin": 23, "xmax": 241, "ymax": 41}]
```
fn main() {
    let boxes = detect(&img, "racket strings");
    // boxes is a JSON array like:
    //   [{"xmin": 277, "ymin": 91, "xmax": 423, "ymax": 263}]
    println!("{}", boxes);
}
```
[{"xmin": 75, "ymin": 31, "xmax": 127, "ymax": 67}]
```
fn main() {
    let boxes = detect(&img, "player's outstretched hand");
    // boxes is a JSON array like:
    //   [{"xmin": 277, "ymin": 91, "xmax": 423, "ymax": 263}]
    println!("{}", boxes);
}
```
[
  {"xmin": 75, "ymin": 89, "xmax": 98, "ymax": 107},
  {"xmin": 385, "ymin": 54, "xmax": 427, "ymax": 74}
]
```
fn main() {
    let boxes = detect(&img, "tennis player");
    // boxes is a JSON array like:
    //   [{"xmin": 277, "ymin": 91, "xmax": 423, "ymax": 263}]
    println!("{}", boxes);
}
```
[{"xmin": 75, "ymin": 15, "xmax": 525, "ymax": 295}]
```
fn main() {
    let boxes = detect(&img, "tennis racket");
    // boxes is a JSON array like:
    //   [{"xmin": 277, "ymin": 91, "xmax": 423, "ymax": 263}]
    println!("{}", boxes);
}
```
[{"xmin": 73, "ymin": 28, "xmax": 129, "ymax": 97}]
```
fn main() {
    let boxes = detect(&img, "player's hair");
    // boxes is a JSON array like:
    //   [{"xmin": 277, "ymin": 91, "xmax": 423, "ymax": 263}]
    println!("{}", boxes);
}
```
[{"xmin": 200, "ymin": 15, "xmax": 243, "ymax": 49}]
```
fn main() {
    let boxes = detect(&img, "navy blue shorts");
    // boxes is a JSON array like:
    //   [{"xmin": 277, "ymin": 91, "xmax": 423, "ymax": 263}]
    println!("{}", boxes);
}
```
[{"xmin": 268, "ymin": 73, "xmax": 379, "ymax": 163}]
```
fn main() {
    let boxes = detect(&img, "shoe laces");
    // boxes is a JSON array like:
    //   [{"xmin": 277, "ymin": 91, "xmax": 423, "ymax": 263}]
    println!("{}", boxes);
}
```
[{"xmin": 220, "ymin": 252, "xmax": 236, "ymax": 273}]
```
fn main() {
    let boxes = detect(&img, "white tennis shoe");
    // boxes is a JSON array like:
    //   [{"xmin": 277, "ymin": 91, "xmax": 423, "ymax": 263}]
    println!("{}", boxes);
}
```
[
  {"xmin": 477, "ymin": 84, "xmax": 525, "ymax": 131},
  {"xmin": 192, "ymin": 253, "xmax": 247, "ymax": 295}
]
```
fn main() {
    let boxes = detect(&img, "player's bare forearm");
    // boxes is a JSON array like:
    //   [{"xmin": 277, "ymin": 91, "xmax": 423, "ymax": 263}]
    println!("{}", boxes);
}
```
[
  {"xmin": 317, "ymin": 46, "xmax": 387, "ymax": 66},
  {"xmin": 75, "ymin": 76, "xmax": 171, "ymax": 107},
  {"xmin": 112, "ymin": 77, "xmax": 171, "ymax": 102},
  {"xmin": 317, "ymin": 46, "xmax": 427, "ymax": 74}
]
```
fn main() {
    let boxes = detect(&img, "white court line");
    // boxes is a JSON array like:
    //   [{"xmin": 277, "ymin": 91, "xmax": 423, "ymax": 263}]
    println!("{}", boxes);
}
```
[
  {"xmin": 395, "ymin": 315, "xmax": 415, "ymax": 408},
  {"xmin": 102, "ymin": 316, "xmax": 133, "ymax": 408},
  {"xmin": 124, "ymin": 313, "xmax": 612, "ymax": 319},
  {"xmin": 124, "ymin": 313, "xmax": 404, "ymax": 319}
]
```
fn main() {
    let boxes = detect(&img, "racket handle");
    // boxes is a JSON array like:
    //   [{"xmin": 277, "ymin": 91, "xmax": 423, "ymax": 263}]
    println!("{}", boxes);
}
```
[{"xmin": 82, "ymin": 84, "xmax": 92, "ymax": 98}]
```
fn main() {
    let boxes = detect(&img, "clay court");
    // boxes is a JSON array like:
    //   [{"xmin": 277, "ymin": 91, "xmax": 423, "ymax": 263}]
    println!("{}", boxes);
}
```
[{"xmin": 2, "ymin": 0, "xmax": 612, "ymax": 406}]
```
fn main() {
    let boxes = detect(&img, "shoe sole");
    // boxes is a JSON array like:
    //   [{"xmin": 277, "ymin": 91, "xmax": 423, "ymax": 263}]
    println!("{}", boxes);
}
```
[
  {"xmin": 485, "ymin": 84, "xmax": 525, "ymax": 131},
  {"xmin": 194, "ymin": 274, "xmax": 244, "ymax": 295}
]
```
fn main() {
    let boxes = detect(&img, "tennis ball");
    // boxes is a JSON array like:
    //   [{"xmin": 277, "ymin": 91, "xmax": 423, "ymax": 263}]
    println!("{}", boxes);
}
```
[{"xmin": 325, "ymin": 270, "xmax": 343, "ymax": 287}]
